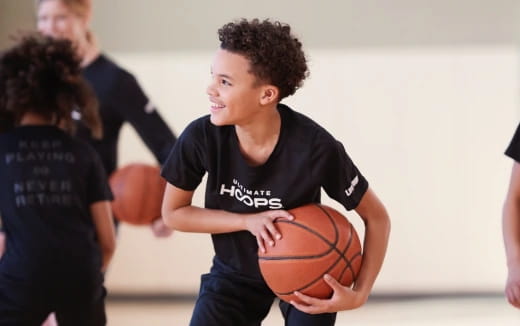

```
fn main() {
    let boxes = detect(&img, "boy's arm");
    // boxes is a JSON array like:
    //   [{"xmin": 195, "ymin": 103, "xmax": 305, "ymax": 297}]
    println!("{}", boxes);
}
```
[
  {"xmin": 161, "ymin": 183, "xmax": 293, "ymax": 252},
  {"xmin": 91, "ymin": 201, "xmax": 116, "ymax": 273},
  {"xmin": 291, "ymin": 187, "xmax": 390, "ymax": 313},
  {"xmin": 503, "ymin": 162, "xmax": 520, "ymax": 308}
]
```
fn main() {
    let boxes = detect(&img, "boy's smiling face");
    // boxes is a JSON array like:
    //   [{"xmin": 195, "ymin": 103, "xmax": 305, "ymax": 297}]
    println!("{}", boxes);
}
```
[{"xmin": 207, "ymin": 49, "xmax": 268, "ymax": 127}]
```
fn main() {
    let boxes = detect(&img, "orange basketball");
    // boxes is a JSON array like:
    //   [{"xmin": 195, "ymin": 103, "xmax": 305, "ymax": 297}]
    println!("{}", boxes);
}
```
[
  {"xmin": 109, "ymin": 163, "xmax": 166, "ymax": 225},
  {"xmin": 258, "ymin": 203, "xmax": 362, "ymax": 303}
]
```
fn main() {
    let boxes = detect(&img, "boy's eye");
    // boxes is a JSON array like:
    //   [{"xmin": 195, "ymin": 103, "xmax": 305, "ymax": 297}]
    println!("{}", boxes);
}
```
[{"xmin": 221, "ymin": 79, "xmax": 232, "ymax": 86}]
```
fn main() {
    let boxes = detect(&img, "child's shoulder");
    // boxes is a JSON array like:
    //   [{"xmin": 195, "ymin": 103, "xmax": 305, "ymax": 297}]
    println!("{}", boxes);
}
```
[{"xmin": 279, "ymin": 103, "xmax": 337, "ymax": 145}]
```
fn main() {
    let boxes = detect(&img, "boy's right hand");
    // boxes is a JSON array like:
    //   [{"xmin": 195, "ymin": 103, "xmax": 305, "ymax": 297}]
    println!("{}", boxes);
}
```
[{"xmin": 244, "ymin": 210, "xmax": 294, "ymax": 253}]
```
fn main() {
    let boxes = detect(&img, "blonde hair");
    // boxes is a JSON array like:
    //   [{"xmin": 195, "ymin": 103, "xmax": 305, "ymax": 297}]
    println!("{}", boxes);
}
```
[{"xmin": 37, "ymin": 0, "xmax": 91, "ymax": 18}]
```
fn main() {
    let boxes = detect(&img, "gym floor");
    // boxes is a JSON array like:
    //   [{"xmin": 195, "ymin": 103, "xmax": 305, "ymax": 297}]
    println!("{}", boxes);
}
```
[{"xmin": 106, "ymin": 294, "xmax": 519, "ymax": 325}]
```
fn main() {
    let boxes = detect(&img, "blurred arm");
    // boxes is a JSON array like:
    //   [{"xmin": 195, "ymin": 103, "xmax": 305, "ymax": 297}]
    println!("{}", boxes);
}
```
[
  {"xmin": 503, "ymin": 162, "xmax": 520, "ymax": 308},
  {"xmin": 91, "ymin": 201, "xmax": 116, "ymax": 272}
]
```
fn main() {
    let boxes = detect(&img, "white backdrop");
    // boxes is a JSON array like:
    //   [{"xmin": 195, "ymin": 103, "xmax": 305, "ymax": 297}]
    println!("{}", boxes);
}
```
[{"xmin": 104, "ymin": 45, "xmax": 520, "ymax": 294}]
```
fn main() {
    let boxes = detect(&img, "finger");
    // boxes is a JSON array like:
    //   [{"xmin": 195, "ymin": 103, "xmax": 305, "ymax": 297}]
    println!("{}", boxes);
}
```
[
  {"xmin": 269, "ymin": 210, "xmax": 294, "ymax": 221},
  {"xmin": 290, "ymin": 300, "xmax": 316, "ymax": 314},
  {"xmin": 256, "ymin": 235, "xmax": 266, "ymax": 253},
  {"xmin": 293, "ymin": 290, "xmax": 323, "ymax": 306},
  {"xmin": 323, "ymin": 274, "xmax": 342, "ymax": 291},
  {"xmin": 260, "ymin": 228, "xmax": 275, "ymax": 247},
  {"xmin": 290, "ymin": 297, "xmax": 327, "ymax": 315},
  {"xmin": 264, "ymin": 219, "xmax": 282, "ymax": 240}
]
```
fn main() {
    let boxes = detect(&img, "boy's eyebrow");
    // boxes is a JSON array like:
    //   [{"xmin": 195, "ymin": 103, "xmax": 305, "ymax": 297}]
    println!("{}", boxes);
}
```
[{"xmin": 216, "ymin": 73, "xmax": 234, "ymax": 81}]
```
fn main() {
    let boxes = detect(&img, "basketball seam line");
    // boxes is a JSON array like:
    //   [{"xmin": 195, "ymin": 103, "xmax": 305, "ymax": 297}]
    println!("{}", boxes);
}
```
[
  {"xmin": 269, "ymin": 204, "xmax": 362, "ymax": 296},
  {"xmin": 258, "ymin": 204, "xmax": 339, "ymax": 261},
  {"xmin": 274, "ymin": 223, "xmax": 362, "ymax": 296}
]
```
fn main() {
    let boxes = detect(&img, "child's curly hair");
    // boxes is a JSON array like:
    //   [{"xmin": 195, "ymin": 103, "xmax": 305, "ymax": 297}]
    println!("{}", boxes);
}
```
[
  {"xmin": 218, "ymin": 19, "xmax": 309, "ymax": 100},
  {"xmin": 0, "ymin": 33, "xmax": 101, "ymax": 138}
]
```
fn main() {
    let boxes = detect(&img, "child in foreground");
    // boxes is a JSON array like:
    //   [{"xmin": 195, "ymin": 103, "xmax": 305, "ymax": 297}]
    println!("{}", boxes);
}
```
[{"xmin": 161, "ymin": 18, "xmax": 391, "ymax": 325}]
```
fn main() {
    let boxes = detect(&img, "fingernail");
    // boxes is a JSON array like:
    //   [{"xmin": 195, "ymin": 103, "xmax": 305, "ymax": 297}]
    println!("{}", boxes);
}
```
[
  {"xmin": 324, "ymin": 274, "xmax": 331, "ymax": 280},
  {"xmin": 276, "ymin": 234, "xmax": 281, "ymax": 240},
  {"xmin": 269, "ymin": 241, "xmax": 274, "ymax": 246}
]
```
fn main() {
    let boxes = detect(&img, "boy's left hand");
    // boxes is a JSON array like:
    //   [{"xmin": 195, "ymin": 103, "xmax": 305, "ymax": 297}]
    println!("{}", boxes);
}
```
[{"xmin": 290, "ymin": 274, "xmax": 368, "ymax": 314}]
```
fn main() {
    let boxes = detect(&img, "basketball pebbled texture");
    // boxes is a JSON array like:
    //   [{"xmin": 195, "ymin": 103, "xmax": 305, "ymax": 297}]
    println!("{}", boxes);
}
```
[{"xmin": 258, "ymin": 203, "xmax": 362, "ymax": 303}]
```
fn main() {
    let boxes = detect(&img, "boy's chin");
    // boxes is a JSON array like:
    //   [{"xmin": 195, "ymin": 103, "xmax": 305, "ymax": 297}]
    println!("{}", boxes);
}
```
[{"xmin": 209, "ymin": 115, "xmax": 229, "ymax": 126}]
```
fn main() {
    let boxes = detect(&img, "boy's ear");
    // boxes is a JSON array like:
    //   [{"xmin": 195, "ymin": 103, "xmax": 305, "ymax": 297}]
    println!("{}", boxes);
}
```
[{"xmin": 259, "ymin": 85, "xmax": 279, "ymax": 105}]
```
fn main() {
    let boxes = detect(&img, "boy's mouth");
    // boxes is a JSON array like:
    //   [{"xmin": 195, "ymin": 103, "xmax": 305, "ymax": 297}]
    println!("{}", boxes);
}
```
[{"xmin": 210, "ymin": 103, "xmax": 226, "ymax": 112}]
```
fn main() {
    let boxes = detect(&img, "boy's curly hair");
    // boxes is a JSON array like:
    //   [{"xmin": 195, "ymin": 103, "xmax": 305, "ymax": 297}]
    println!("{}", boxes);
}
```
[
  {"xmin": 218, "ymin": 19, "xmax": 309, "ymax": 100},
  {"xmin": 0, "ymin": 33, "xmax": 101, "ymax": 138}
]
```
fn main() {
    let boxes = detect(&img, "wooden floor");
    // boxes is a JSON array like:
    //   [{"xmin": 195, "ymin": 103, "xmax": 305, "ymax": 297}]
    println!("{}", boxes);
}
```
[{"xmin": 106, "ymin": 295, "xmax": 520, "ymax": 325}]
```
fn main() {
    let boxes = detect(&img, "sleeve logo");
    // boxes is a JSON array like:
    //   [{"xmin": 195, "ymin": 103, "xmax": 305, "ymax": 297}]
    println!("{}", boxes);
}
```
[{"xmin": 345, "ymin": 175, "xmax": 359, "ymax": 197}]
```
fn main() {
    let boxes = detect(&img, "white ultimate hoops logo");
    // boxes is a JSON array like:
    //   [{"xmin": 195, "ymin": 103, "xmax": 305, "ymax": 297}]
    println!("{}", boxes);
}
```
[
  {"xmin": 345, "ymin": 175, "xmax": 359, "ymax": 197},
  {"xmin": 219, "ymin": 179, "xmax": 283, "ymax": 209}
]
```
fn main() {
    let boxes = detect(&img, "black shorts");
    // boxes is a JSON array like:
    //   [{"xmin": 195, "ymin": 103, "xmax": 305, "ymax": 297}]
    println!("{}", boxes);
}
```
[
  {"xmin": 0, "ymin": 271, "xmax": 106, "ymax": 326},
  {"xmin": 189, "ymin": 258, "xmax": 336, "ymax": 326}
]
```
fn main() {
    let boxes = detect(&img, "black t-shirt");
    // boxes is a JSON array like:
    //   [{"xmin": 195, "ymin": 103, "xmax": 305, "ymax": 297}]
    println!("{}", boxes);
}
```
[
  {"xmin": 506, "ymin": 122, "xmax": 520, "ymax": 162},
  {"xmin": 0, "ymin": 126, "xmax": 112, "ymax": 283},
  {"xmin": 161, "ymin": 104, "xmax": 369, "ymax": 279},
  {"xmin": 79, "ymin": 54, "xmax": 176, "ymax": 175}
]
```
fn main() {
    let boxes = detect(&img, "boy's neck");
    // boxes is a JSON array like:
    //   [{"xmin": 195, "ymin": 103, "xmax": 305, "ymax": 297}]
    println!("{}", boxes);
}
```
[{"xmin": 235, "ymin": 105, "xmax": 281, "ymax": 166}]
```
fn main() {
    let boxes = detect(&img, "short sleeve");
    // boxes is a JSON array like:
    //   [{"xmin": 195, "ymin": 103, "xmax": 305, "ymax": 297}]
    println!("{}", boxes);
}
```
[
  {"xmin": 86, "ymin": 146, "xmax": 113, "ymax": 204},
  {"xmin": 312, "ymin": 131, "xmax": 368, "ymax": 210},
  {"xmin": 161, "ymin": 118, "xmax": 207, "ymax": 191},
  {"xmin": 506, "ymin": 122, "xmax": 520, "ymax": 162}
]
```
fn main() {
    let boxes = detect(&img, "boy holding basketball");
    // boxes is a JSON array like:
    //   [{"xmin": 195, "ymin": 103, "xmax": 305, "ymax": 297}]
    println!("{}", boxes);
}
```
[{"xmin": 161, "ymin": 19, "xmax": 390, "ymax": 325}]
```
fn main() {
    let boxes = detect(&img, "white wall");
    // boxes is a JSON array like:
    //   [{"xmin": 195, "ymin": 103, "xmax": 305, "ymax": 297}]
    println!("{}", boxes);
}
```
[
  {"xmin": 88, "ymin": 0, "xmax": 520, "ymax": 51},
  {"xmin": 3, "ymin": 0, "xmax": 519, "ymax": 51},
  {"xmin": 105, "ymin": 45, "xmax": 520, "ymax": 294}
]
